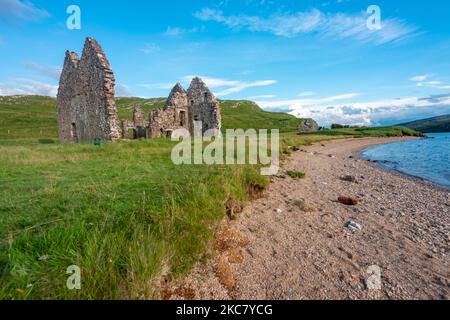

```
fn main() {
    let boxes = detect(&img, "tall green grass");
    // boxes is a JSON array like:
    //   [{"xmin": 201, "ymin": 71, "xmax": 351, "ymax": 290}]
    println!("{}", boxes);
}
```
[{"xmin": 0, "ymin": 139, "xmax": 267, "ymax": 299}]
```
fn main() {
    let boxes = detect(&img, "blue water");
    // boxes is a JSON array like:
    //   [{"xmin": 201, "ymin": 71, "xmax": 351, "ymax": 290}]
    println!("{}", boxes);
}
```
[{"xmin": 361, "ymin": 133, "xmax": 450, "ymax": 189}]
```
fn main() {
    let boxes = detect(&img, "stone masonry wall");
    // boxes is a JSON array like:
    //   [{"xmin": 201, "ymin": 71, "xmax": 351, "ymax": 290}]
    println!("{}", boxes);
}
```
[
  {"xmin": 57, "ymin": 39, "xmax": 221, "ymax": 142},
  {"xmin": 148, "ymin": 79, "xmax": 221, "ymax": 138},
  {"xmin": 57, "ymin": 37, "xmax": 122, "ymax": 143},
  {"xmin": 148, "ymin": 83, "xmax": 190, "ymax": 138},
  {"xmin": 187, "ymin": 77, "xmax": 221, "ymax": 136}
]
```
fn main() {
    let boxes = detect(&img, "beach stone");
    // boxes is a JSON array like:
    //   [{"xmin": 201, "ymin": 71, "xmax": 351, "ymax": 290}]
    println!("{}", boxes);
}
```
[
  {"xmin": 298, "ymin": 118, "xmax": 319, "ymax": 132},
  {"xmin": 341, "ymin": 175, "xmax": 357, "ymax": 183},
  {"xmin": 338, "ymin": 196, "xmax": 359, "ymax": 206},
  {"xmin": 346, "ymin": 221, "xmax": 362, "ymax": 232}
]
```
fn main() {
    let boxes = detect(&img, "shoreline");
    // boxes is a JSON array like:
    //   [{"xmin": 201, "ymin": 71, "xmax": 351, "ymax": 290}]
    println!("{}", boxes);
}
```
[
  {"xmin": 357, "ymin": 139, "xmax": 450, "ymax": 192},
  {"xmin": 177, "ymin": 136, "xmax": 449, "ymax": 300}
]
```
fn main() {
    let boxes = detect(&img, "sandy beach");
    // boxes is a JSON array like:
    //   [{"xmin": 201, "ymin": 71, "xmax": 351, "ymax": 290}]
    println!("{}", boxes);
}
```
[{"xmin": 174, "ymin": 137, "xmax": 450, "ymax": 300}]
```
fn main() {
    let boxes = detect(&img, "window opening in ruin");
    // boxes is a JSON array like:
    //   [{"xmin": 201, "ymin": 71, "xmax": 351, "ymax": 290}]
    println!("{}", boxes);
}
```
[
  {"xmin": 71, "ymin": 123, "xmax": 78, "ymax": 142},
  {"xmin": 190, "ymin": 100, "xmax": 194, "ymax": 106},
  {"xmin": 194, "ymin": 115, "xmax": 200, "ymax": 121},
  {"xmin": 179, "ymin": 111, "xmax": 186, "ymax": 127},
  {"xmin": 204, "ymin": 92, "xmax": 208, "ymax": 102}
]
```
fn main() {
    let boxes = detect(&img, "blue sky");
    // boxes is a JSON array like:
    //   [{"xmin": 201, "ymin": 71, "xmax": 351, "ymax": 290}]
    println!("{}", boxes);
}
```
[{"xmin": 1, "ymin": 0, "xmax": 450, "ymax": 126}]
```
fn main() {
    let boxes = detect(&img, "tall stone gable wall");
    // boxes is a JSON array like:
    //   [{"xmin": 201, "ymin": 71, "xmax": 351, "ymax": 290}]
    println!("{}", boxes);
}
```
[
  {"xmin": 57, "ymin": 38, "xmax": 122, "ymax": 143},
  {"xmin": 149, "ymin": 83, "xmax": 190, "ymax": 138},
  {"xmin": 187, "ymin": 77, "xmax": 221, "ymax": 135}
]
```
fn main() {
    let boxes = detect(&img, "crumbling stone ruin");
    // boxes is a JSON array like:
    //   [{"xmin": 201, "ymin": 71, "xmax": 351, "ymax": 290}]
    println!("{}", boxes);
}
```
[
  {"xmin": 148, "ymin": 78, "xmax": 221, "ymax": 138},
  {"xmin": 57, "ymin": 37, "xmax": 122, "ymax": 143},
  {"xmin": 122, "ymin": 108, "xmax": 148, "ymax": 139},
  {"xmin": 57, "ymin": 38, "xmax": 222, "ymax": 143}
]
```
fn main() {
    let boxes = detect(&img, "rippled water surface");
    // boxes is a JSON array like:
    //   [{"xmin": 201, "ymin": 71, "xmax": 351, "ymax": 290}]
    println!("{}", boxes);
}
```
[{"xmin": 361, "ymin": 133, "xmax": 450, "ymax": 189}]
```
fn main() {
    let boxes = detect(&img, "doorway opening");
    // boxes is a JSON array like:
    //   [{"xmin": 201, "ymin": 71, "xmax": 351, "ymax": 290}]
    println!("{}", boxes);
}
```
[
  {"xmin": 70, "ymin": 123, "xmax": 78, "ymax": 142},
  {"xmin": 179, "ymin": 111, "xmax": 186, "ymax": 127}
]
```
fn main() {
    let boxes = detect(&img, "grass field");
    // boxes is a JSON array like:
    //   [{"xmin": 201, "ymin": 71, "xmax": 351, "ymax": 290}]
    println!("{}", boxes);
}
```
[{"xmin": 0, "ymin": 95, "xmax": 418, "ymax": 299}]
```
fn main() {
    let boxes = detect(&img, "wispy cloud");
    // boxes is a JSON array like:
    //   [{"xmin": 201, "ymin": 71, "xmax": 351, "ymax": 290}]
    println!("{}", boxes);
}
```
[
  {"xmin": 163, "ymin": 26, "xmax": 205, "ymax": 37},
  {"xmin": 194, "ymin": 8, "xmax": 321, "ymax": 37},
  {"xmin": 116, "ymin": 84, "xmax": 134, "ymax": 97},
  {"xmin": 417, "ymin": 81, "xmax": 450, "ymax": 90},
  {"xmin": 256, "ymin": 93, "xmax": 450, "ymax": 127},
  {"xmin": 257, "ymin": 92, "xmax": 360, "ymax": 110},
  {"xmin": 410, "ymin": 74, "xmax": 433, "ymax": 82},
  {"xmin": 0, "ymin": 78, "xmax": 57, "ymax": 96},
  {"xmin": 182, "ymin": 76, "xmax": 240, "ymax": 88},
  {"xmin": 194, "ymin": 8, "xmax": 418, "ymax": 45},
  {"xmin": 182, "ymin": 75, "xmax": 277, "ymax": 97},
  {"xmin": 248, "ymin": 94, "xmax": 276, "ymax": 100},
  {"xmin": 0, "ymin": 0, "xmax": 49, "ymax": 22},
  {"xmin": 140, "ymin": 83, "xmax": 174, "ymax": 90},
  {"xmin": 140, "ymin": 43, "xmax": 160, "ymax": 54},
  {"xmin": 410, "ymin": 74, "xmax": 450, "ymax": 89},
  {"xmin": 22, "ymin": 61, "xmax": 61, "ymax": 80}
]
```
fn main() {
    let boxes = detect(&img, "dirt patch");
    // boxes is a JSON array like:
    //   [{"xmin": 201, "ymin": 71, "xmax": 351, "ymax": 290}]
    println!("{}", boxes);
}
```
[
  {"xmin": 227, "ymin": 248, "xmax": 244, "ymax": 264},
  {"xmin": 248, "ymin": 183, "xmax": 266, "ymax": 200},
  {"xmin": 225, "ymin": 198, "xmax": 244, "ymax": 221},
  {"xmin": 214, "ymin": 252, "xmax": 236, "ymax": 292},
  {"xmin": 214, "ymin": 224, "xmax": 250, "ymax": 253}
]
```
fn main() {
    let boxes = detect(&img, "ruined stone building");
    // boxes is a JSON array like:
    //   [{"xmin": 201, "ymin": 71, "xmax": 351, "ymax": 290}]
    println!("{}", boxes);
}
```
[
  {"xmin": 57, "ymin": 38, "xmax": 122, "ymax": 143},
  {"xmin": 57, "ymin": 38, "xmax": 221, "ymax": 143},
  {"xmin": 148, "ymin": 78, "xmax": 221, "ymax": 138}
]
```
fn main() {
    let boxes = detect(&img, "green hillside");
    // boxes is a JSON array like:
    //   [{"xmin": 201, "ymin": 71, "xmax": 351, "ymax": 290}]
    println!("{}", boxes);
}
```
[
  {"xmin": 220, "ymin": 100, "xmax": 301, "ymax": 132},
  {"xmin": 399, "ymin": 114, "xmax": 450, "ymax": 133},
  {"xmin": 0, "ymin": 96, "xmax": 301, "ymax": 141}
]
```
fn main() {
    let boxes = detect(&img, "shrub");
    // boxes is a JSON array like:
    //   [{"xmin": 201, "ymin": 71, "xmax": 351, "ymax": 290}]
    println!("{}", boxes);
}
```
[{"xmin": 287, "ymin": 170, "xmax": 306, "ymax": 179}]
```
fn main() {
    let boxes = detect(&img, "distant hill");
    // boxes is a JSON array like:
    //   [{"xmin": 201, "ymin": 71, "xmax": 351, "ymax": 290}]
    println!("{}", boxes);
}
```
[
  {"xmin": 0, "ymin": 95, "xmax": 302, "ymax": 140},
  {"xmin": 399, "ymin": 115, "xmax": 450, "ymax": 133}
]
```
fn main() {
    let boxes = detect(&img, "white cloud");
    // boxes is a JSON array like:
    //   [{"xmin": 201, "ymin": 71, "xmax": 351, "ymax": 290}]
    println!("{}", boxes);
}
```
[
  {"xmin": 0, "ymin": 0, "xmax": 49, "ymax": 21},
  {"xmin": 194, "ymin": 8, "xmax": 321, "ymax": 37},
  {"xmin": 140, "ymin": 43, "xmax": 160, "ymax": 54},
  {"xmin": 0, "ymin": 78, "xmax": 58, "ymax": 96},
  {"xmin": 410, "ymin": 74, "xmax": 450, "ymax": 89},
  {"xmin": 319, "ymin": 13, "xmax": 417, "ymax": 45},
  {"xmin": 22, "ymin": 61, "xmax": 61, "ymax": 80},
  {"xmin": 215, "ymin": 80, "xmax": 277, "ymax": 97},
  {"xmin": 248, "ymin": 94, "xmax": 276, "ymax": 100},
  {"xmin": 417, "ymin": 81, "xmax": 450, "ymax": 90},
  {"xmin": 257, "ymin": 92, "xmax": 360, "ymax": 110},
  {"xmin": 194, "ymin": 8, "xmax": 417, "ymax": 45},
  {"xmin": 410, "ymin": 74, "xmax": 433, "ymax": 82},
  {"xmin": 140, "ymin": 83, "xmax": 175, "ymax": 90},
  {"xmin": 182, "ymin": 76, "xmax": 240, "ymax": 88},
  {"xmin": 116, "ymin": 84, "xmax": 133, "ymax": 97},
  {"xmin": 182, "ymin": 75, "xmax": 277, "ymax": 97},
  {"xmin": 163, "ymin": 26, "xmax": 205, "ymax": 37},
  {"xmin": 256, "ymin": 93, "xmax": 450, "ymax": 127}
]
